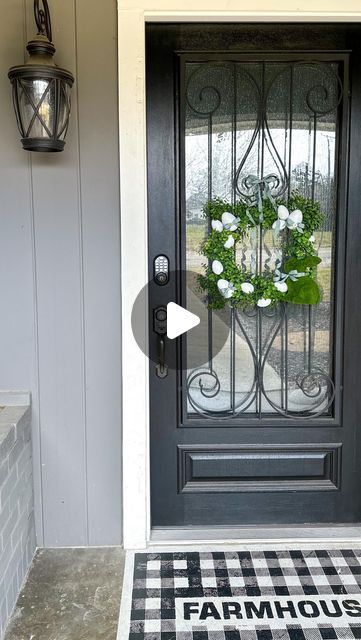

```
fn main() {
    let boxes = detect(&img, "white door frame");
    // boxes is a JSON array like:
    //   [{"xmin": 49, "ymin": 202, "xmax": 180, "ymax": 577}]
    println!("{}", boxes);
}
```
[{"xmin": 118, "ymin": 3, "xmax": 361, "ymax": 550}]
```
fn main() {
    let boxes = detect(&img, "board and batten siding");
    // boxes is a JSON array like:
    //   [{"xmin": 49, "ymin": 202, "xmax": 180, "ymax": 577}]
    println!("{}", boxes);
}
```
[{"xmin": 0, "ymin": 0, "xmax": 122, "ymax": 546}]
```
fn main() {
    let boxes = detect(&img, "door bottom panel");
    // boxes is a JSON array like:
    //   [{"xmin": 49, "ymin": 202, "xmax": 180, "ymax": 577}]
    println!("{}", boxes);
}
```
[{"xmin": 178, "ymin": 443, "xmax": 342, "ymax": 493}]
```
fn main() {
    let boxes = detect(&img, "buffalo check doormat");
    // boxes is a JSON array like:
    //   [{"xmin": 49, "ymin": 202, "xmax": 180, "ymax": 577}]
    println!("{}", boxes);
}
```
[{"xmin": 117, "ymin": 548, "xmax": 361, "ymax": 640}]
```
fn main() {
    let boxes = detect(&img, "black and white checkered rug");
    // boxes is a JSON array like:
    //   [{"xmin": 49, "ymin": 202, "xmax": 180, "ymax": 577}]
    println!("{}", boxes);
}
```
[{"xmin": 117, "ymin": 548, "xmax": 361, "ymax": 640}]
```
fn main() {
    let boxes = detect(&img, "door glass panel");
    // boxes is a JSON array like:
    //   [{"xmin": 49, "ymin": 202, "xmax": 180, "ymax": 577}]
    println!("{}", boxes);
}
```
[{"xmin": 184, "ymin": 59, "xmax": 342, "ymax": 418}]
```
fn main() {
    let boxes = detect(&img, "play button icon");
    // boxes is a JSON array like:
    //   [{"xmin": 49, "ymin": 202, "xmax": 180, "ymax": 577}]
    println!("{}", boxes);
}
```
[
  {"xmin": 166, "ymin": 302, "xmax": 200, "ymax": 339},
  {"xmin": 131, "ymin": 268, "xmax": 229, "ymax": 372}
]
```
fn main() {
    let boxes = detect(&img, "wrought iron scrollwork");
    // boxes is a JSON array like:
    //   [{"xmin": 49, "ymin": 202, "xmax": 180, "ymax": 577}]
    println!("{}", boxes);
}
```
[
  {"xmin": 299, "ymin": 63, "xmax": 343, "ymax": 117},
  {"xmin": 185, "ymin": 58, "xmax": 341, "ymax": 420},
  {"xmin": 34, "ymin": 0, "xmax": 52, "ymax": 42},
  {"xmin": 187, "ymin": 305, "xmax": 335, "ymax": 419}
]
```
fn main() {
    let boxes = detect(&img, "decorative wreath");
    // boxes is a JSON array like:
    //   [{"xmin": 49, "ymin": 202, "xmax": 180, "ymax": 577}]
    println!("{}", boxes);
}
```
[{"xmin": 198, "ymin": 192, "xmax": 324, "ymax": 309}]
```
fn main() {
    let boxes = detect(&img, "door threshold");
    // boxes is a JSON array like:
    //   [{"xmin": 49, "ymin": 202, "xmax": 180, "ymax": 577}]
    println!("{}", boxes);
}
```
[{"xmin": 150, "ymin": 525, "xmax": 361, "ymax": 546}]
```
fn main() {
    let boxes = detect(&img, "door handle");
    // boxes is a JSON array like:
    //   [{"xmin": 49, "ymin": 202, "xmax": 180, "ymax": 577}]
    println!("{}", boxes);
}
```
[
  {"xmin": 156, "ymin": 335, "xmax": 168, "ymax": 378},
  {"xmin": 154, "ymin": 306, "xmax": 168, "ymax": 378}
]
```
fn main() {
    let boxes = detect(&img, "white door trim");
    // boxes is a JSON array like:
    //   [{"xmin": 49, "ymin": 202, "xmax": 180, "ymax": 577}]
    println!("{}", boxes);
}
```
[{"xmin": 118, "ymin": 3, "xmax": 361, "ymax": 550}]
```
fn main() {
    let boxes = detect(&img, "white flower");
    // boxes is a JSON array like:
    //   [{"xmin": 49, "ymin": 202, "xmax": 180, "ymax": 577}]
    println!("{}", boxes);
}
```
[
  {"xmin": 211, "ymin": 212, "xmax": 240, "ymax": 233},
  {"xmin": 241, "ymin": 282, "xmax": 254, "ymax": 294},
  {"xmin": 274, "ymin": 281, "xmax": 288, "ymax": 293},
  {"xmin": 212, "ymin": 260, "xmax": 223, "ymax": 275},
  {"xmin": 224, "ymin": 235, "xmax": 235, "ymax": 249},
  {"xmin": 217, "ymin": 278, "xmax": 235, "ymax": 299},
  {"xmin": 309, "ymin": 235, "xmax": 315, "ymax": 243},
  {"xmin": 222, "ymin": 212, "xmax": 239, "ymax": 231},
  {"xmin": 277, "ymin": 205, "xmax": 289, "ymax": 221},
  {"xmin": 272, "ymin": 205, "xmax": 304, "ymax": 233},
  {"xmin": 211, "ymin": 219, "xmax": 223, "ymax": 232},
  {"xmin": 287, "ymin": 209, "xmax": 303, "ymax": 229},
  {"xmin": 257, "ymin": 298, "xmax": 271, "ymax": 307}
]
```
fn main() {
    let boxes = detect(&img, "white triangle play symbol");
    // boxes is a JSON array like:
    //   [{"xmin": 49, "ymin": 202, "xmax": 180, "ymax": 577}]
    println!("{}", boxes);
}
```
[{"xmin": 166, "ymin": 302, "xmax": 200, "ymax": 340}]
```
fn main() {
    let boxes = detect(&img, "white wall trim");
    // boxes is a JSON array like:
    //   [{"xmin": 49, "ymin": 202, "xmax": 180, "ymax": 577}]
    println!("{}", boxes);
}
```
[
  {"xmin": 118, "ymin": 2, "xmax": 361, "ymax": 550},
  {"xmin": 118, "ymin": 9, "xmax": 150, "ymax": 550}
]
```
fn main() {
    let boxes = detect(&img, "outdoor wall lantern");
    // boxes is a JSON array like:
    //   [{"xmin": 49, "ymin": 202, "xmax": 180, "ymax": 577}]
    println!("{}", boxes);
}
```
[{"xmin": 8, "ymin": 0, "xmax": 74, "ymax": 152}]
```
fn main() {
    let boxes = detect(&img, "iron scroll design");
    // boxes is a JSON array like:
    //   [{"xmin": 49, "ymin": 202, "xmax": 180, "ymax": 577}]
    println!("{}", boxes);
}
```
[
  {"xmin": 184, "ymin": 58, "xmax": 341, "ymax": 419},
  {"xmin": 186, "ymin": 305, "xmax": 335, "ymax": 419},
  {"xmin": 34, "ymin": 0, "xmax": 52, "ymax": 42},
  {"xmin": 185, "ymin": 60, "xmax": 343, "ymax": 206}
]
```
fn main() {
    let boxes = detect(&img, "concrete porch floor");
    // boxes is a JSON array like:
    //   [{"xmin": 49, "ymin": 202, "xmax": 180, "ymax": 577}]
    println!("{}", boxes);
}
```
[{"xmin": 2, "ymin": 547, "xmax": 125, "ymax": 640}]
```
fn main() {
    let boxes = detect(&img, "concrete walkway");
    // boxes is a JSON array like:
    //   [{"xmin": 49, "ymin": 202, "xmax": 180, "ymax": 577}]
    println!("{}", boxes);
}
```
[{"xmin": 2, "ymin": 547, "xmax": 125, "ymax": 640}]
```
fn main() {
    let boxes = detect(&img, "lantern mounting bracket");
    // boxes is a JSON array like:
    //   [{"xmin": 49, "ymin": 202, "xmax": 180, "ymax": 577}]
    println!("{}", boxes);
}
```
[{"xmin": 34, "ymin": 0, "xmax": 52, "ymax": 43}]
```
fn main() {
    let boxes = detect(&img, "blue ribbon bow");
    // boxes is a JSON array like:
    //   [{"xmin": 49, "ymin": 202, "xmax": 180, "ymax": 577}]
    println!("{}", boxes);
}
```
[
  {"xmin": 243, "ymin": 174, "xmax": 278, "ymax": 220},
  {"xmin": 273, "ymin": 268, "xmax": 306, "ymax": 283}
]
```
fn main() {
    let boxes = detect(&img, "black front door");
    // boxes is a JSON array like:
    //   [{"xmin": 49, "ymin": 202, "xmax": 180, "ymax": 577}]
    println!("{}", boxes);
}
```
[{"xmin": 147, "ymin": 24, "xmax": 361, "ymax": 528}]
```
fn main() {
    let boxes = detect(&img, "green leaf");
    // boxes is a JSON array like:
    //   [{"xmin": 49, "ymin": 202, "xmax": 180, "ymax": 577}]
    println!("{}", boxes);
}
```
[
  {"xmin": 284, "ymin": 255, "xmax": 321, "ymax": 273},
  {"xmin": 285, "ymin": 277, "xmax": 321, "ymax": 305}
]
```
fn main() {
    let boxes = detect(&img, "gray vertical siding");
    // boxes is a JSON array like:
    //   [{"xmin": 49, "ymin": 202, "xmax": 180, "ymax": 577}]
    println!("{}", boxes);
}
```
[{"xmin": 0, "ymin": 0, "xmax": 122, "ymax": 546}]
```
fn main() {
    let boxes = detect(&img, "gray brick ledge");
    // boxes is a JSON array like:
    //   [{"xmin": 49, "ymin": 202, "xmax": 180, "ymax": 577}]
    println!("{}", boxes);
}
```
[
  {"xmin": 0, "ymin": 407, "xmax": 31, "ymax": 465},
  {"xmin": 0, "ymin": 392, "xmax": 30, "ymax": 408},
  {"xmin": 0, "ymin": 397, "xmax": 34, "ymax": 637}
]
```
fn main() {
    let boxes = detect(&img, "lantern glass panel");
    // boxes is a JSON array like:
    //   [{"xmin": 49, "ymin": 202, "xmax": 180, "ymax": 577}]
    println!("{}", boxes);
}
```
[
  {"xmin": 18, "ymin": 78, "xmax": 54, "ymax": 138},
  {"xmin": 57, "ymin": 82, "xmax": 71, "ymax": 140}
]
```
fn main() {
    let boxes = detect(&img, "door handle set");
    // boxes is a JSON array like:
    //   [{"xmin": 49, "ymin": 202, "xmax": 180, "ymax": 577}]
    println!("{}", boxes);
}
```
[
  {"xmin": 153, "ymin": 306, "xmax": 168, "ymax": 378},
  {"xmin": 153, "ymin": 254, "xmax": 169, "ymax": 378}
]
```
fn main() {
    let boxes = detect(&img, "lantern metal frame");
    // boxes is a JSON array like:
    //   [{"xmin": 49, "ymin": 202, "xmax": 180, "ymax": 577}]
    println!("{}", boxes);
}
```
[{"xmin": 8, "ymin": 0, "xmax": 74, "ymax": 152}]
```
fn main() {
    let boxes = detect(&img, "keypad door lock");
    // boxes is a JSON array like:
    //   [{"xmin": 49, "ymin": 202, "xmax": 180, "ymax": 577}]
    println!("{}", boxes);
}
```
[{"xmin": 153, "ymin": 255, "xmax": 169, "ymax": 286}]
